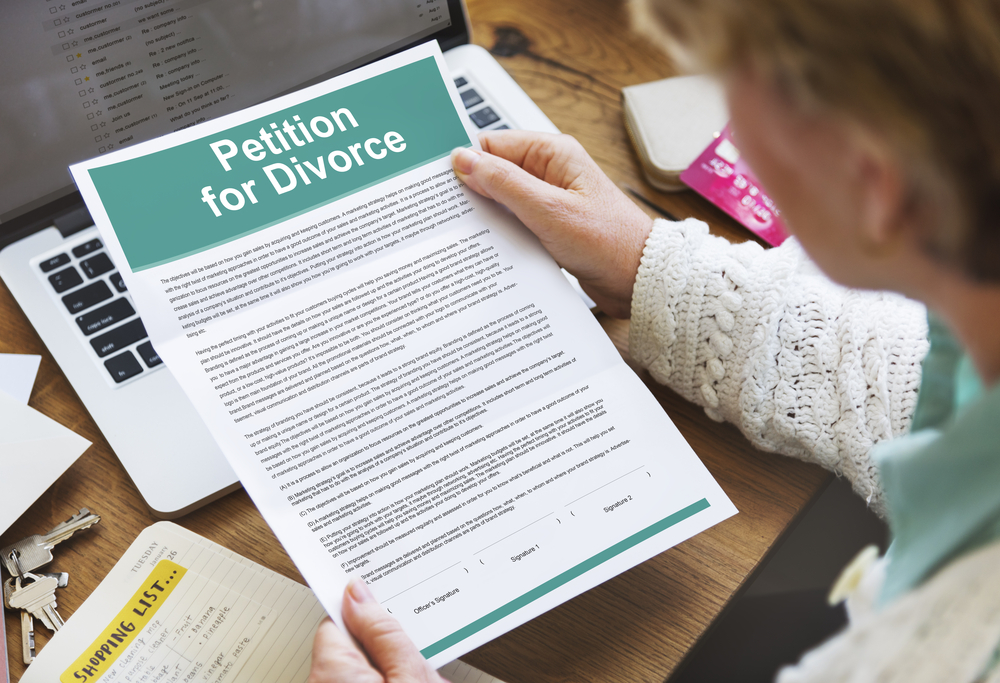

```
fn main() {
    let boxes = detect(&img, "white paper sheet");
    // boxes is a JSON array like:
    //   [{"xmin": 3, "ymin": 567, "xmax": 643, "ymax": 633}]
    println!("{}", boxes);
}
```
[
  {"xmin": 70, "ymin": 42, "xmax": 737, "ymax": 666},
  {"xmin": 0, "ymin": 392, "xmax": 91, "ymax": 536},
  {"xmin": 0, "ymin": 353, "xmax": 41, "ymax": 404}
]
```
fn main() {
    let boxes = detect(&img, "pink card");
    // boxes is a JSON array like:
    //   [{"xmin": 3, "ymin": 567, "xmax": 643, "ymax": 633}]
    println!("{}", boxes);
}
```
[{"xmin": 680, "ymin": 123, "xmax": 789, "ymax": 246}]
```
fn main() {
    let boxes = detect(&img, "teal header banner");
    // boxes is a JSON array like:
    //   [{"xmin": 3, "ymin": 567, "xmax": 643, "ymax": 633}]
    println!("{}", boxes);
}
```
[{"xmin": 88, "ymin": 57, "xmax": 471, "ymax": 272}]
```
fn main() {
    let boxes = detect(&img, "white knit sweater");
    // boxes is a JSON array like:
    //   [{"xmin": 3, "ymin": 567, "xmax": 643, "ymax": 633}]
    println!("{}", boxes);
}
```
[
  {"xmin": 630, "ymin": 219, "xmax": 927, "ymax": 517},
  {"xmin": 629, "ymin": 218, "xmax": 1000, "ymax": 682}
]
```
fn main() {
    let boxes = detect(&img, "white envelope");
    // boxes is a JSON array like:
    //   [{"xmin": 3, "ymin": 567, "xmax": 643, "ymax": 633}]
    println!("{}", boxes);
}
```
[
  {"xmin": 0, "ymin": 353, "xmax": 41, "ymax": 405},
  {"xmin": 0, "ymin": 391, "xmax": 90, "ymax": 536}
]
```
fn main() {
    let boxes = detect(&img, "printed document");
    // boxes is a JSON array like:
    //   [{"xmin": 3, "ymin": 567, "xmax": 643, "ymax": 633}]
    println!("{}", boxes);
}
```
[{"xmin": 71, "ymin": 43, "xmax": 737, "ymax": 665}]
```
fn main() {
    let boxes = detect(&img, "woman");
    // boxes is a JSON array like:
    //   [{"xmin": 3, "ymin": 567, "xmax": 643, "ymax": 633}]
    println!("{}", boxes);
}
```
[{"xmin": 309, "ymin": 0, "xmax": 1000, "ymax": 680}]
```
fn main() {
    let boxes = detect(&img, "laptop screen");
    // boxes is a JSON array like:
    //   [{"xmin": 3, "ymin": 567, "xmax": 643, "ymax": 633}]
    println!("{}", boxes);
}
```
[{"xmin": 0, "ymin": 0, "xmax": 466, "ymax": 224}]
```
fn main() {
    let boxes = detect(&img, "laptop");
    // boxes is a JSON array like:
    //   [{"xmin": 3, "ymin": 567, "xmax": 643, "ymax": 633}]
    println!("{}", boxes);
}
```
[{"xmin": 0, "ymin": 0, "xmax": 560, "ymax": 518}]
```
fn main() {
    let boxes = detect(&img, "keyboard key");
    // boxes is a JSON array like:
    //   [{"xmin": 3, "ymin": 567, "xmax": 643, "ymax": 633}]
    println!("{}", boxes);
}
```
[
  {"xmin": 494, "ymin": 124, "xmax": 511, "ymax": 130},
  {"xmin": 104, "ymin": 351, "xmax": 143, "ymax": 384},
  {"xmin": 470, "ymin": 106, "xmax": 501, "ymax": 128},
  {"xmin": 62, "ymin": 280, "xmax": 112, "ymax": 314},
  {"xmin": 90, "ymin": 318, "xmax": 147, "ymax": 357},
  {"xmin": 454, "ymin": 76, "xmax": 468, "ymax": 88},
  {"xmin": 75, "ymin": 298, "xmax": 135, "ymax": 336},
  {"xmin": 136, "ymin": 341, "xmax": 162, "ymax": 368},
  {"xmin": 72, "ymin": 238, "xmax": 102, "ymax": 258},
  {"xmin": 110, "ymin": 272, "xmax": 127, "ymax": 292},
  {"xmin": 461, "ymin": 88, "xmax": 484, "ymax": 109},
  {"xmin": 48, "ymin": 266, "xmax": 83, "ymax": 293},
  {"xmin": 80, "ymin": 252, "xmax": 114, "ymax": 279},
  {"xmin": 40, "ymin": 253, "xmax": 70, "ymax": 273}
]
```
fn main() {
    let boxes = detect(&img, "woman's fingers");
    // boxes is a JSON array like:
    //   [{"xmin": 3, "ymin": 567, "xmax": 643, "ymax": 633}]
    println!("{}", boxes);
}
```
[
  {"xmin": 451, "ymin": 146, "xmax": 571, "ymax": 228},
  {"xmin": 341, "ymin": 579, "xmax": 443, "ymax": 683},
  {"xmin": 451, "ymin": 131, "xmax": 655, "ymax": 319},
  {"xmin": 477, "ymin": 131, "xmax": 592, "ymax": 187},
  {"xmin": 308, "ymin": 617, "xmax": 382, "ymax": 683}
]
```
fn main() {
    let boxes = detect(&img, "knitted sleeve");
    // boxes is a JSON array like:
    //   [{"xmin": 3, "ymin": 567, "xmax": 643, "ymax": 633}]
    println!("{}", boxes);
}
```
[
  {"xmin": 775, "ymin": 540, "xmax": 1000, "ymax": 683},
  {"xmin": 629, "ymin": 219, "xmax": 929, "ymax": 516}
]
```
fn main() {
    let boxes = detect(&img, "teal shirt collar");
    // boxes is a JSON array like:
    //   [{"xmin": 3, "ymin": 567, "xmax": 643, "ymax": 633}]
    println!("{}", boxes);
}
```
[{"xmin": 875, "ymin": 313, "xmax": 1000, "ymax": 604}]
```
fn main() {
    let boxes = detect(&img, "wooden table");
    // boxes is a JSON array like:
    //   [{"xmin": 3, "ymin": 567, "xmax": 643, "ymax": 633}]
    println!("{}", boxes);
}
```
[{"xmin": 1, "ymin": 0, "xmax": 829, "ymax": 680}]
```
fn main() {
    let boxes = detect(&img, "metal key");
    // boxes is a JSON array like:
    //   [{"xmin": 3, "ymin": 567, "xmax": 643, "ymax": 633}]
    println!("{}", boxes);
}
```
[
  {"xmin": 21, "ymin": 610, "xmax": 36, "ymax": 664},
  {"xmin": 3, "ymin": 576, "xmax": 16, "ymax": 609},
  {"xmin": 1, "ymin": 508, "xmax": 100, "ymax": 575},
  {"xmin": 8, "ymin": 573, "xmax": 65, "ymax": 633},
  {"xmin": 42, "ymin": 571, "xmax": 70, "ymax": 588},
  {"xmin": 4, "ymin": 572, "xmax": 68, "ymax": 606}
]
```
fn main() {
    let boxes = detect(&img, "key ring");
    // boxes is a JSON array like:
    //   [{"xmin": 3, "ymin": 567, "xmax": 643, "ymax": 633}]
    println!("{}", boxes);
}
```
[{"xmin": 8, "ymin": 549, "xmax": 26, "ymax": 579}]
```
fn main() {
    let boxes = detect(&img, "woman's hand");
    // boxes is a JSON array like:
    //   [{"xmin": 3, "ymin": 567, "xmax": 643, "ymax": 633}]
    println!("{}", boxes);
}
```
[
  {"xmin": 451, "ymin": 131, "xmax": 654, "ymax": 318},
  {"xmin": 309, "ymin": 579, "xmax": 444, "ymax": 683}
]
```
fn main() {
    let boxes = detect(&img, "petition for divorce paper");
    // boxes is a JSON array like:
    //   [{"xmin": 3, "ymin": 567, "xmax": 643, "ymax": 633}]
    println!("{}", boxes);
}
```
[{"xmin": 72, "ymin": 43, "xmax": 736, "ymax": 665}]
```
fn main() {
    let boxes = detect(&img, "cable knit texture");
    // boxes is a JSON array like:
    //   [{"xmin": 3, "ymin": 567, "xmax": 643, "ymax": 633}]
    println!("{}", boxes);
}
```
[
  {"xmin": 629, "ymin": 219, "xmax": 929, "ymax": 517},
  {"xmin": 776, "ymin": 540, "xmax": 1000, "ymax": 683},
  {"xmin": 627, "ymin": 218, "xmax": 1000, "ymax": 681}
]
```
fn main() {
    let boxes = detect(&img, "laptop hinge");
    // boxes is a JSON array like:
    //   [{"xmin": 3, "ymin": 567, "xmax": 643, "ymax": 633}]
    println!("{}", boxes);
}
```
[{"xmin": 54, "ymin": 205, "xmax": 94, "ymax": 238}]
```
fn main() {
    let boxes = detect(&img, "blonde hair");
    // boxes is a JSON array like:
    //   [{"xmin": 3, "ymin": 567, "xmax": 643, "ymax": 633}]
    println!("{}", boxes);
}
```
[{"xmin": 633, "ymin": 0, "xmax": 1000, "ymax": 281}]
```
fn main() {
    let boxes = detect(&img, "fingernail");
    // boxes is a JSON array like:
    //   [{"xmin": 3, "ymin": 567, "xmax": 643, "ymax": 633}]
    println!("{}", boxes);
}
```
[
  {"xmin": 348, "ymin": 578, "xmax": 374, "ymax": 604},
  {"xmin": 451, "ymin": 147, "xmax": 479, "ymax": 175}
]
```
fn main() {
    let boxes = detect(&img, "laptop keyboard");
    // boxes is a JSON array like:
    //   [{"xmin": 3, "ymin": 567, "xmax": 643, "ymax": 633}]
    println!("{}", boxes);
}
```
[
  {"xmin": 36, "ymin": 232, "xmax": 162, "ymax": 387},
  {"xmin": 452, "ymin": 74, "xmax": 510, "ymax": 132},
  {"xmin": 35, "ymin": 75, "xmax": 510, "ymax": 389}
]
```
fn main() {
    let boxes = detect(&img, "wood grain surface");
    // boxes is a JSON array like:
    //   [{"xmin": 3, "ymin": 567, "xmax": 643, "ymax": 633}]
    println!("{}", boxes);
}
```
[{"xmin": 1, "ymin": 1, "xmax": 828, "ymax": 680}]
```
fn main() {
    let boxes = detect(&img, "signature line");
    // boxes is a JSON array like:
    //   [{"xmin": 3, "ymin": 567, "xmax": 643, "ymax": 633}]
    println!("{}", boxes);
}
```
[
  {"xmin": 564, "ymin": 465, "xmax": 644, "ymax": 507},
  {"xmin": 382, "ymin": 562, "xmax": 461, "ymax": 603},
  {"xmin": 473, "ymin": 513, "xmax": 553, "ymax": 555}
]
